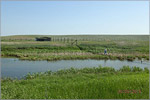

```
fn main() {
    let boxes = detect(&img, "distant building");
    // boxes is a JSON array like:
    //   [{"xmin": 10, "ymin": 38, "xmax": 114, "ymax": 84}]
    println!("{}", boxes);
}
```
[{"xmin": 35, "ymin": 37, "xmax": 51, "ymax": 41}]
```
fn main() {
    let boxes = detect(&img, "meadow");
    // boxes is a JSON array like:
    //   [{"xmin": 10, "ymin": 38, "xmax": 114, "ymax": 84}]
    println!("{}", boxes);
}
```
[
  {"xmin": 1, "ymin": 35, "xmax": 149, "ymax": 99},
  {"xmin": 1, "ymin": 35, "xmax": 149, "ymax": 61},
  {"xmin": 1, "ymin": 66, "xmax": 149, "ymax": 99}
]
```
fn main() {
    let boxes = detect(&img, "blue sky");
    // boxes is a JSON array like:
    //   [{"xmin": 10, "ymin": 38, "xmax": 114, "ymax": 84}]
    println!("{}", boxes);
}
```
[{"xmin": 1, "ymin": 1, "xmax": 149, "ymax": 36}]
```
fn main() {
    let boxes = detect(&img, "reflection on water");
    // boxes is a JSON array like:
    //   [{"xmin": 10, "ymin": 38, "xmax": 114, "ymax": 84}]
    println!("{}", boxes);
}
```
[{"xmin": 1, "ymin": 58, "xmax": 150, "ymax": 79}]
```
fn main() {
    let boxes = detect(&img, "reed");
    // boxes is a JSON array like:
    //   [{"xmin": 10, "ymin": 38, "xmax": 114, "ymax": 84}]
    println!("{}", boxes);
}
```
[
  {"xmin": 1, "ymin": 66, "xmax": 149, "ymax": 99},
  {"xmin": 1, "ymin": 35, "xmax": 149, "ymax": 61}
]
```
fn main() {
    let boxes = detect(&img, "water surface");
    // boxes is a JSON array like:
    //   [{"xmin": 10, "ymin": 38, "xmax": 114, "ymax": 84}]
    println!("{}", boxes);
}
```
[{"xmin": 1, "ymin": 58, "xmax": 149, "ymax": 79}]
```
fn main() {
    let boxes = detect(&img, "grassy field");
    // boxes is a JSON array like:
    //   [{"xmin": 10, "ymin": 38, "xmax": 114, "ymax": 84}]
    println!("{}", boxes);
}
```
[
  {"xmin": 1, "ymin": 36, "xmax": 149, "ymax": 99},
  {"xmin": 1, "ymin": 66, "xmax": 149, "ymax": 99},
  {"xmin": 1, "ymin": 35, "xmax": 149, "ymax": 61}
]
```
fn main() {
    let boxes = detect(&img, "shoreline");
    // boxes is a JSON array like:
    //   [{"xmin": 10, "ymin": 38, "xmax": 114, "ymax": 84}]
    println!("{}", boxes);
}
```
[{"xmin": 1, "ymin": 54, "xmax": 149, "ymax": 62}]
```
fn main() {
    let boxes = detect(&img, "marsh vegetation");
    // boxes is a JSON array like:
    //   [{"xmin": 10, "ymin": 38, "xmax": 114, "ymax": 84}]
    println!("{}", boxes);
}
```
[
  {"xmin": 1, "ymin": 66, "xmax": 149, "ymax": 99},
  {"xmin": 1, "ymin": 35, "xmax": 149, "ymax": 61},
  {"xmin": 1, "ymin": 35, "xmax": 149, "ymax": 99}
]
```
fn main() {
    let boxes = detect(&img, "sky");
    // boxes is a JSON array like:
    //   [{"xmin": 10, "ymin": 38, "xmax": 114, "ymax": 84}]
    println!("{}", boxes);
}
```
[{"xmin": 1, "ymin": 1, "xmax": 149, "ymax": 36}]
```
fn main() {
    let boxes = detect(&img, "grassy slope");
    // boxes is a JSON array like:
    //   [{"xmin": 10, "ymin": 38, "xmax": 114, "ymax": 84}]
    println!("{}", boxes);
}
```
[
  {"xmin": 1, "ymin": 66, "xmax": 149, "ymax": 99},
  {"xmin": 1, "ymin": 35, "xmax": 149, "ymax": 61}
]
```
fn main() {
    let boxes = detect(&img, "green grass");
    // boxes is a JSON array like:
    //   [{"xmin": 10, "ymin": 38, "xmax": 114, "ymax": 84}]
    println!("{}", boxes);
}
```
[
  {"xmin": 1, "ymin": 35, "xmax": 149, "ymax": 61},
  {"xmin": 1, "ymin": 35, "xmax": 149, "ymax": 99},
  {"xmin": 1, "ymin": 66, "xmax": 149, "ymax": 99}
]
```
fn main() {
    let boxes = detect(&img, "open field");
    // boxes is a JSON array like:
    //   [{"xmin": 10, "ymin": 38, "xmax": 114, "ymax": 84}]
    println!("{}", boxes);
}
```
[
  {"xmin": 1, "ymin": 66, "xmax": 149, "ymax": 99},
  {"xmin": 1, "ymin": 35, "xmax": 149, "ymax": 61},
  {"xmin": 1, "ymin": 35, "xmax": 149, "ymax": 99}
]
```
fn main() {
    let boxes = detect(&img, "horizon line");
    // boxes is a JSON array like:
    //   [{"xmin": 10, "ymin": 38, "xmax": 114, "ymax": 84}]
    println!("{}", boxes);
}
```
[{"xmin": 1, "ymin": 34, "xmax": 149, "ymax": 36}]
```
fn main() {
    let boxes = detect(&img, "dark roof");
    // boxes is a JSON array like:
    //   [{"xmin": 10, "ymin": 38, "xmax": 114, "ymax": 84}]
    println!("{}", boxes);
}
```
[{"xmin": 36, "ymin": 37, "xmax": 51, "ymax": 39}]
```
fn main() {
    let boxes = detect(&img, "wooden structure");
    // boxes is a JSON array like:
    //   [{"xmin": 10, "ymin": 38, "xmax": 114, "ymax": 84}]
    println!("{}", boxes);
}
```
[{"xmin": 71, "ymin": 40, "xmax": 78, "ymax": 45}]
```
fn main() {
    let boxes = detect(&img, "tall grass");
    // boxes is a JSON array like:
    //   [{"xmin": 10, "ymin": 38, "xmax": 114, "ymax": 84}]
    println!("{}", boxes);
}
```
[
  {"xmin": 1, "ymin": 66, "xmax": 149, "ymax": 99},
  {"xmin": 1, "ymin": 35, "xmax": 149, "ymax": 61}
]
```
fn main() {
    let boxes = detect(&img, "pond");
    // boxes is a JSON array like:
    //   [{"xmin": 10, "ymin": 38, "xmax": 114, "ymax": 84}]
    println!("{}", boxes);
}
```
[{"xmin": 1, "ymin": 58, "xmax": 150, "ymax": 79}]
